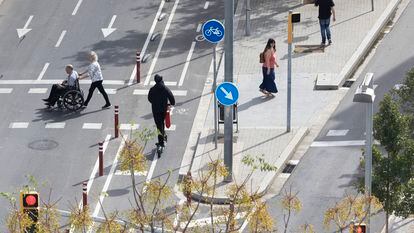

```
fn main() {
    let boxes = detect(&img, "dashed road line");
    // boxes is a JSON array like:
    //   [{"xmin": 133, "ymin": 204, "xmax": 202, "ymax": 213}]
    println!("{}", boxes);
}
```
[
  {"xmin": 28, "ymin": 88, "xmax": 47, "ymax": 94},
  {"xmin": 119, "ymin": 123, "xmax": 140, "ymax": 130},
  {"xmin": 45, "ymin": 122, "xmax": 65, "ymax": 129},
  {"xmin": 196, "ymin": 23, "xmax": 202, "ymax": 33},
  {"xmin": 311, "ymin": 140, "xmax": 365, "ymax": 147},
  {"xmin": 55, "ymin": 30, "xmax": 67, "ymax": 47},
  {"xmin": 82, "ymin": 123, "xmax": 102, "ymax": 129},
  {"xmin": 37, "ymin": 63, "xmax": 50, "ymax": 81},
  {"xmin": 144, "ymin": 0, "xmax": 181, "ymax": 85},
  {"xmin": 133, "ymin": 89, "xmax": 187, "ymax": 96},
  {"xmin": 179, "ymin": 41, "xmax": 196, "ymax": 86},
  {"xmin": 0, "ymin": 88, "xmax": 13, "ymax": 93},
  {"xmin": 326, "ymin": 129, "xmax": 349, "ymax": 136},
  {"xmin": 203, "ymin": 1, "xmax": 210, "ymax": 9},
  {"xmin": 149, "ymin": 81, "xmax": 177, "ymax": 86},
  {"xmin": 9, "ymin": 122, "xmax": 29, "ymax": 128},
  {"xmin": 72, "ymin": 0, "xmax": 83, "ymax": 15}
]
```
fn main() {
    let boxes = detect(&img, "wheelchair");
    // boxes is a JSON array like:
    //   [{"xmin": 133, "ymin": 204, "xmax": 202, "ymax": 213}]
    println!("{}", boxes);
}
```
[{"xmin": 56, "ymin": 79, "xmax": 84, "ymax": 111}]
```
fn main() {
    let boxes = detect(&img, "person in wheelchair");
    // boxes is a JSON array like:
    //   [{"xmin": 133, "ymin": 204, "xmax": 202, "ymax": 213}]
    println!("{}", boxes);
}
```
[{"xmin": 43, "ymin": 64, "xmax": 78, "ymax": 108}]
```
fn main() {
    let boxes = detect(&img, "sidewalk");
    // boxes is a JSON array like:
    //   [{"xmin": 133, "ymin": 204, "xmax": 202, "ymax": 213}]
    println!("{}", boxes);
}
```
[{"xmin": 180, "ymin": 0, "xmax": 401, "ymax": 203}]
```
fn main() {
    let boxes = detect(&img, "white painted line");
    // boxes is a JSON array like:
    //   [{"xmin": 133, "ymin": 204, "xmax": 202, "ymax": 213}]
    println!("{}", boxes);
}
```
[
  {"xmin": 101, "ymin": 15, "xmax": 117, "ymax": 38},
  {"xmin": 326, "ymin": 129, "xmax": 349, "ymax": 137},
  {"xmin": 98, "ymin": 88, "xmax": 116, "ymax": 95},
  {"xmin": 196, "ymin": 23, "xmax": 202, "ymax": 33},
  {"xmin": 17, "ymin": 15, "xmax": 33, "ymax": 38},
  {"xmin": 127, "ymin": 1, "xmax": 166, "ymax": 86},
  {"xmin": 45, "ymin": 122, "xmax": 65, "ymax": 129},
  {"xmin": 114, "ymin": 170, "xmax": 147, "ymax": 176},
  {"xmin": 55, "ymin": 30, "xmax": 67, "ymax": 47},
  {"xmin": 91, "ymin": 136, "xmax": 126, "ymax": 227},
  {"xmin": 9, "ymin": 122, "xmax": 29, "ymax": 128},
  {"xmin": 279, "ymin": 173, "xmax": 291, "ymax": 179},
  {"xmin": 37, "ymin": 63, "xmax": 50, "ymax": 81},
  {"xmin": 203, "ymin": 1, "xmax": 209, "ymax": 9},
  {"xmin": 82, "ymin": 123, "xmax": 102, "ymax": 129},
  {"xmin": 119, "ymin": 123, "xmax": 140, "ymax": 130},
  {"xmin": 310, "ymin": 140, "xmax": 365, "ymax": 147},
  {"xmin": 144, "ymin": 0, "xmax": 181, "ymax": 85},
  {"xmin": 133, "ymin": 89, "xmax": 187, "ymax": 96},
  {"xmin": 72, "ymin": 0, "xmax": 83, "ymax": 15},
  {"xmin": 146, "ymin": 152, "xmax": 158, "ymax": 183},
  {"xmin": 28, "ymin": 88, "xmax": 47, "ymax": 94},
  {"xmin": 178, "ymin": 41, "xmax": 196, "ymax": 86},
  {"xmin": 0, "ymin": 88, "xmax": 13, "ymax": 93},
  {"xmin": 287, "ymin": 160, "xmax": 299, "ymax": 165},
  {"xmin": 149, "ymin": 81, "xmax": 177, "ymax": 86},
  {"xmin": 0, "ymin": 80, "xmax": 125, "ymax": 85},
  {"xmin": 165, "ymin": 124, "xmax": 176, "ymax": 131},
  {"xmin": 173, "ymin": 199, "xmax": 185, "ymax": 228}
]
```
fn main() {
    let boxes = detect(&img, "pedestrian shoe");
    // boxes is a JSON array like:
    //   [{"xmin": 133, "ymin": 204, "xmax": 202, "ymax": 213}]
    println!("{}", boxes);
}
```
[
  {"xmin": 42, "ymin": 98, "xmax": 49, "ymax": 102},
  {"xmin": 320, "ymin": 42, "xmax": 326, "ymax": 47},
  {"xmin": 102, "ymin": 104, "xmax": 111, "ymax": 109},
  {"xmin": 328, "ymin": 39, "xmax": 332, "ymax": 45}
]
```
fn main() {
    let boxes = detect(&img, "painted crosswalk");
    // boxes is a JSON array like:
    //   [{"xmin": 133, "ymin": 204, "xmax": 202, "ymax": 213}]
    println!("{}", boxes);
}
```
[
  {"xmin": 0, "ymin": 88, "xmax": 13, "ymax": 94},
  {"xmin": 28, "ymin": 88, "xmax": 48, "ymax": 94},
  {"xmin": 82, "ymin": 123, "xmax": 103, "ymax": 129},
  {"xmin": 133, "ymin": 89, "xmax": 188, "ymax": 96},
  {"xmin": 9, "ymin": 122, "xmax": 29, "ymax": 128},
  {"xmin": 45, "ymin": 122, "xmax": 66, "ymax": 129},
  {"xmin": 5, "ymin": 122, "xmax": 177, "ymax": 131}
]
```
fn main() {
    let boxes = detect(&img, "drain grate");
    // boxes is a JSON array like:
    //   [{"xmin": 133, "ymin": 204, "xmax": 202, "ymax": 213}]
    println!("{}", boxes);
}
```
[
  {"xmin": 282, "ymin": 164, "xmax": 296, "ymax": 174},
  {"xmin": 342, "ymin": 80, "xmax": 355, "ymax": 87}
]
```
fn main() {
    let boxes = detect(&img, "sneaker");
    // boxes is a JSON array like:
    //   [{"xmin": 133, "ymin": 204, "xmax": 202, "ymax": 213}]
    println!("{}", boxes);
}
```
[
  {"xmin": 102, "ymin": 104, "xmax": 111, "ymax": 109},
  {"xmin": 328, "ymin": 39, "xmax": 332, "ymax": 45},
  {"xmin": 320, "ymin": 42, "xmax": 326, "ymax": 47}
]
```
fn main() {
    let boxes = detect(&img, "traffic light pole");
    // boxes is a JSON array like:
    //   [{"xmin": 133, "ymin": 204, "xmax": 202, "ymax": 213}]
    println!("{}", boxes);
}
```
[
  {"xmin": 365, "ymin": 79, "xmax": 374, "ymax": 233},
  {"xmin": 224, "ymin": 0, "xmax": 234, "ymax": 182}
]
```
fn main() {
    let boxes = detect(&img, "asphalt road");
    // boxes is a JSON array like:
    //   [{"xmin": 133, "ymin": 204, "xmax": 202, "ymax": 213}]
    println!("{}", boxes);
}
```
[
  {"xmin": 0, "ymin": 0, "xmax": 222, "ymax": 229},
  {"xmin": 265, "ymin": 0, "xmax": 414, "ymax": 232}
]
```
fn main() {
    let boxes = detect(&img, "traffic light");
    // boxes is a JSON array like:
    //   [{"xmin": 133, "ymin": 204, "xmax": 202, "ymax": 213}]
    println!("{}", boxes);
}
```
[{"xmin": 20, "ymin": 191, "xmax": 39, "ymax": 232}]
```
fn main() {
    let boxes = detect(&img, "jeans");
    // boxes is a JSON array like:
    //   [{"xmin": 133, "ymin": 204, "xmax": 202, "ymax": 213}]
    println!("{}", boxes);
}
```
[
  {"xmin": 319, "ymin": 18, "xmax": 331, "ymax": 43},
  {"xmin": 84, "ymin": 80, "xmax": 110, "ymax": 106},
  {"xmin": 153, "ymin": 111, "xmax": 166, "ymax": 146}
]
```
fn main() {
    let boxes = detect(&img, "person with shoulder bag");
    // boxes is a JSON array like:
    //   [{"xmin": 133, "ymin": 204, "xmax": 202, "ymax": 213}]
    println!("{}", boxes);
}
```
[{"xmin": 259, "ymin": 38, "xmax": 279, "ymax": 97}]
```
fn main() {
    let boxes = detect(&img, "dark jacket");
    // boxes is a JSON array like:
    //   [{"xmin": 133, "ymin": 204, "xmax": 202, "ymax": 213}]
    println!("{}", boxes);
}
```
[
  {"xmin": 148, "ymin": 81, "xmax": 175, "ymax": 113},
  {"xmin": 315, "ymin": 0, "xmax": 335, "ymax": 19}
]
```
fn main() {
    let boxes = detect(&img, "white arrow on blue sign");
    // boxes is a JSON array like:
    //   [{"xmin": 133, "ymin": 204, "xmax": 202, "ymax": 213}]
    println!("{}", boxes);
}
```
[
  {"xmin": 202, "ymin": 19, "xmax": 225, "ymax": 43},
  {"xmin": 215, "ymin": 82, "xmax": 239, "ymax": 106}
]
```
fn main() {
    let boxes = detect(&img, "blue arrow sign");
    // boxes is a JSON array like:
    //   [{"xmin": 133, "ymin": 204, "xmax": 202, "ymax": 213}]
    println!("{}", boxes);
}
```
[
  {"xmin": 202, "ymin": 19, "xmax": 225, "ymax": 43},
  {"xmin": 216, "ymin": 82, "xmax": 239, "ymax": 106}
]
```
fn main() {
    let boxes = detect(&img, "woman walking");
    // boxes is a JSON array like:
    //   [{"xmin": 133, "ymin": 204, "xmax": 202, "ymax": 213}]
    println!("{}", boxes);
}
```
[
  {"xmin": 259, "ymin": 38, "xmax": 279, "ymax": 97},
  {"xmin": 79, "ymin": 51, "xmax": 111, "ymax": 109}
]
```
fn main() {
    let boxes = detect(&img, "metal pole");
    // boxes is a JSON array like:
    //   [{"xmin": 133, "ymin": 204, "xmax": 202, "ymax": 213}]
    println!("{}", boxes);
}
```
[
  {"xmin": 136, "ymin": 51, "xmax": 141, "ymax": 83},
  {"xmin": 224, "ymin": 0, "xmax": 234, "ymax": 182},
  {"xmin": 245, "ymin": 0, "xmax": 251, "ymax": 36},
  {"xmin": 82, "ymin": 182, "xmax": 87, "ymax": 208},
  {"xmin": 99, "ymin": 142, "xmax": 104, "ymax": 176},
  {"xmin": 365, "ymin": 87, "xmax": 374, "ymax": 233},
  {"xmin": 371, "ymin": 0, "xmax": 374, "ymax": 12},
  {"xmin": 114, "ymin": 105, "xmax": 119, "ymax": 138},
  {"xmin": 213, "ymin": 46, "xmax": 218, "ymax": 149},
  {"xmin": 287, "ymin": 11, "xmax": 293, "ymax": 132}
]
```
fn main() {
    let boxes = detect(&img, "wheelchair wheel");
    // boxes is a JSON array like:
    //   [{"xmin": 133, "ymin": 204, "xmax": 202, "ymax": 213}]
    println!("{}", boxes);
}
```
[{"xmin": 63, "ymin": 90, "xmax": 84, "ymax": 111}]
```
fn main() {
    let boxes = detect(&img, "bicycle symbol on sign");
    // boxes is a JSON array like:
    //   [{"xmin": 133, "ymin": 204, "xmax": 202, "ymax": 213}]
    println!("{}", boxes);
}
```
[{"xmin": 205, "ymin": 27, "xmax": 223, "ymax": 37}]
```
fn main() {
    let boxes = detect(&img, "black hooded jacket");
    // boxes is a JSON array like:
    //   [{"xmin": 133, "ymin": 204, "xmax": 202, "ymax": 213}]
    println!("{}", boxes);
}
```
[{"xmin": 148, "ymin": 81, "xmax": 175, "ymax": 113}]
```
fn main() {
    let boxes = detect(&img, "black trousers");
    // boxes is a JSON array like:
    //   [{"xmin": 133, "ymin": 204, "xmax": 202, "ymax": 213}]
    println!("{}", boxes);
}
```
[
  {"xmin": 153, "ymin": 112, "xmax": 166, "ymax": 146},
  {"xmin": 47, "ymin": 84, "xmax": 66, "ymax": 105},
  {"xmin": 84, "ymin": 80, "xmax": 110, "ymax": 106}
]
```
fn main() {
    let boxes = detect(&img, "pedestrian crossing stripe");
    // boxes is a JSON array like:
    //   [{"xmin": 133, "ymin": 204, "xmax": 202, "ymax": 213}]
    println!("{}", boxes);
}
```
[
  {"xmin": 133, "ymin": 89, "xmax": 187, "ymax": 96},
  {"xmin": 149, "ymin": 81, "xmax": 177, "ymax": 86},
  {"xmin": 28, "ymin": 88, "xmax": 48, "ymax": 94},
  {"xmin": 114, "ymin": 170, "xmax": 147, "ymax": 176},
  {"xmin": 9, "ymin": 122, "xmax": 29, "ymax": 128},
  {"xmin": 82, "ymin": 123, "xmax": 102, "ymax": 129},
  {"xmin": 0, "ymin": 88, "xmax": 13, "ymax": 93},
  {"xmin": 45, "ymin": 122, "xmax": 66, "ymax": 128},
  {"xmin": 165, "ymin": 124, "xmax": 176, "ymax": 131},
  {"xmin": 98, "ymin": 89, "xmax": 117, "ymax": 95},
  {"xmin": 119, "ymin": 124, "xmax": 140, "ymax": 130}
]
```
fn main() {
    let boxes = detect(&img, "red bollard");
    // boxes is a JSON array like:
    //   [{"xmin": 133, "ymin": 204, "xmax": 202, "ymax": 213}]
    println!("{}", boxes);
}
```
[
  {"xmin": 114, "ymin": 105, "xmax": 119, "ymax": 138},
  {"xmin": 82, "ymin": 182, "xmax": 87, "ymax": 207},
  {"xmin": 136, "ymin": 51, "xmax": 141, "ymax": 83},
  {"xmin": 99, "ymin": 142, "xmax": 103, "ymax": 176}
]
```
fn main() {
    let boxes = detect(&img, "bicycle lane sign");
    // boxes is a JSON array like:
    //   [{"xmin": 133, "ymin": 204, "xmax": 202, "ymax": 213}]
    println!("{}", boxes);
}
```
[{"xmin": 202, "ymin": 19, "xmax": 224, "ymax": 43}]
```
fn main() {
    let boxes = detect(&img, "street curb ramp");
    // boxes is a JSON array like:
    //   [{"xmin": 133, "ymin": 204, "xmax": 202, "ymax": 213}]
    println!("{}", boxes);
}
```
[{"xmin": 315, "ymin": 0, "xmax": 402, "ymax": 90}]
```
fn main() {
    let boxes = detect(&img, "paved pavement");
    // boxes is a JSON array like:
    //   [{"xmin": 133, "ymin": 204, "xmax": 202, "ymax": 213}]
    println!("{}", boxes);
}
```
[{"xmin": 179, "ymin": 0, "xmax": 414, "ymax": 231}]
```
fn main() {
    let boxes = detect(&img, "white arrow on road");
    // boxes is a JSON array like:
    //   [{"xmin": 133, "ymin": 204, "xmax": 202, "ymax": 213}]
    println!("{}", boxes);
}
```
[
  {"xmin": 220, "ymin": 87, "xmax": 233, "ymax": 100},
  {"xmin": 17, "ymin": 15, "xmax": 33, "ymax": 38},
  {"xmin": 101, "ymin": 15, "xmax": 117, "ymax": 38}
]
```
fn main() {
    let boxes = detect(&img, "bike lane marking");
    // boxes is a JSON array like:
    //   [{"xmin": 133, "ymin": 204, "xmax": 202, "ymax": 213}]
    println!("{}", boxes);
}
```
[
  {"xmin": 36, "ymin": 63, "xmax": 50, "ymax": 81},
  {"xmin": 178, "ymin": 41, "xmax": 196, "ymax": 86},
  {"xmin": 204, "ymin": 1, "xmax": 210, "ymax": 9},
  {"xmin": 72, "ymin": 0, "xmax": 83, "ymax": 15},
  {"xmin": 55, "ymin": 30, "xmax": 67, "ymax": 47},
  {"xmin": 127, "ymin": 0, "xmax": 166, "ymax": 86},
  {"xmin": 143, "ymin": 0, "xmax": 181, "ymax": 85}
]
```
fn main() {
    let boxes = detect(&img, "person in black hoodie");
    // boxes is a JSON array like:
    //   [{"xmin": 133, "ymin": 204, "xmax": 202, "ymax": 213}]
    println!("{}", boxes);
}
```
[{"xmin": 148, "ymin": 74, "xmax": 175, "ymax": 148}]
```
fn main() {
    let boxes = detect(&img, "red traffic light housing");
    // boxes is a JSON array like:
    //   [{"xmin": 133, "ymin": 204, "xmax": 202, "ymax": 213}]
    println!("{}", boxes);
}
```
[{"xmin": 20, "ymin": 191, "xmax": 39, "ymax": 209}]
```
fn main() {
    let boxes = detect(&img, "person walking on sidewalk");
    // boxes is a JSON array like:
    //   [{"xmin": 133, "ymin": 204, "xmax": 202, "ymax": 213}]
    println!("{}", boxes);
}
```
[
  {"xmin": 78, "ymin": 51, "xmax": 111, "ymax": 109},
  {"xmin": 259, "ymin": 38, "xmax": 279, "ymax": 97},
  {"xmin": 315, "ymin": 0, "xmax": 336, "ymax": 46},
  {"xmin": 148, "ymin": 74, "xmax": 175, "ymax": 150}
]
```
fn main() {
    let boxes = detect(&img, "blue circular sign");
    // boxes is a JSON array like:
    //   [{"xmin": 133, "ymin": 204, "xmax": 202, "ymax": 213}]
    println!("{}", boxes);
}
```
[
  {"xmin": 202, "ymin": 19, "xmax": 225, "ymax": 43},
  {"xmin": 215, "ymin": 82, "xmax": 239, "ymax": 106}
]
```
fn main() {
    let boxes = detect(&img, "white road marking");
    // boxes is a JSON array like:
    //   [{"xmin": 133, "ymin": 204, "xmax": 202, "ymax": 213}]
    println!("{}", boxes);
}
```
[
  {"xmin": 0, "ymin": 88, "xmax": 13, "ymax": 93},
  {"xmin": 0, "ymin": 80, "xmax": 124, "ymax": 85},
  {"xmin": 114, "ymin": 170, "xmax": 147, "ymax": 176},
  {"xmin": 82, "ymin": 123, "xmax": 102, "ymax": 129},
  {"xmin": 196, "ymin": 23, "xmax": 202, "ymax": 33},
  {"xmin": 146, "ymin": 152, "xmax": 158, "ymax": 183},
  {"xmin": 287, "ymin": 160, "xmax": 299, "ymax": 165},
  {"xmin": 37, "ymin": 63, "xmax": 50, "ymax": 81},
  {"xmin": 101, "ymin": 15, "xmax": 117, "ymax": 38},
  {"xmin": 165, "ymin": 124, "xmax": 176, "ymax": 131},
  {"xmin": 45, "ymin": 122, "xmax": 65, "ymax": 129},
  {"xmin": 279, "ymin": 173, "xmax": 291, "ymax": 178},
  {"xmin": 9, "ymin": 122, "xmax": 29, "ymax": 128},
  {"xmin": 28, "ymin": 88, "xmax": 47, "ymax": 94},
  {"xmin": 149, "ymin": 81, "xmax": 177, "ymax": 86},
  {"xmin": 133, "ymin": 89, "xmax": 187, "ymax": 96},
  {"xmin": 55, "ymin": 30, "xmax": 67, "ymax": 47},
  {"xmin": 72, "ymin": 0, "xmax": 83, "ymax": 15},
  {"xmin": 144, "ymin": 0, "xmax": 181, "ymax": 85},
  {"xmin": 373, "ymin": 84, "xmax": 378, "ymax": 90},
  {"xmin": 178, "ymin": 41, "xmax": 196, "ymax": 86},
  {"xmin": 98, "ymin": 88, "xmax": 116, "ymax": 95},
  {"xmin": 326, "ymin": 129, "xmax": 349, "ymax": 136},
  {"xmin": 17, "ymin": 15, "xmax": 33, "ymax": 38},
  {"xmin": 90, "ymin": 135, "xmax": 126, "ymax": 231},
  {"xmin": 119, "ymin": 123, "xmax": 140, "ymax": 130},
  {"xmin": 310, "ymin": 140, "xmax": 366, "ymax": 147},
  {"xmin": 127, "ymin": 0, "xmax": 166, "ymax": 86},
  {"xmin": 203, "ymin": 1, "xmax": 210, "ymax": 9}
]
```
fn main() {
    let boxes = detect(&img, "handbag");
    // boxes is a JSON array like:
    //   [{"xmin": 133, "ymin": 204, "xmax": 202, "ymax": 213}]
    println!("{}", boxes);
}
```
[
  {"xmin": 165, "ymin": 109, "xmax": 171, "ymax": 128},
  {"xmin": 259, "ymin": 52, "xmax": 265, "ymax": 63}
]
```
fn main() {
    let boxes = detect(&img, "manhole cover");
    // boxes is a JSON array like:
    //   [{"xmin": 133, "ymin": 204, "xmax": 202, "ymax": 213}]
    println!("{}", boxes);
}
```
[
  {"xmin": 294, "ymin": 44, "xmax": 325, "ymax": 53},
  {"xmin": 28, "ymin": 139, "xmax": 58, "ymax": 150}
]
